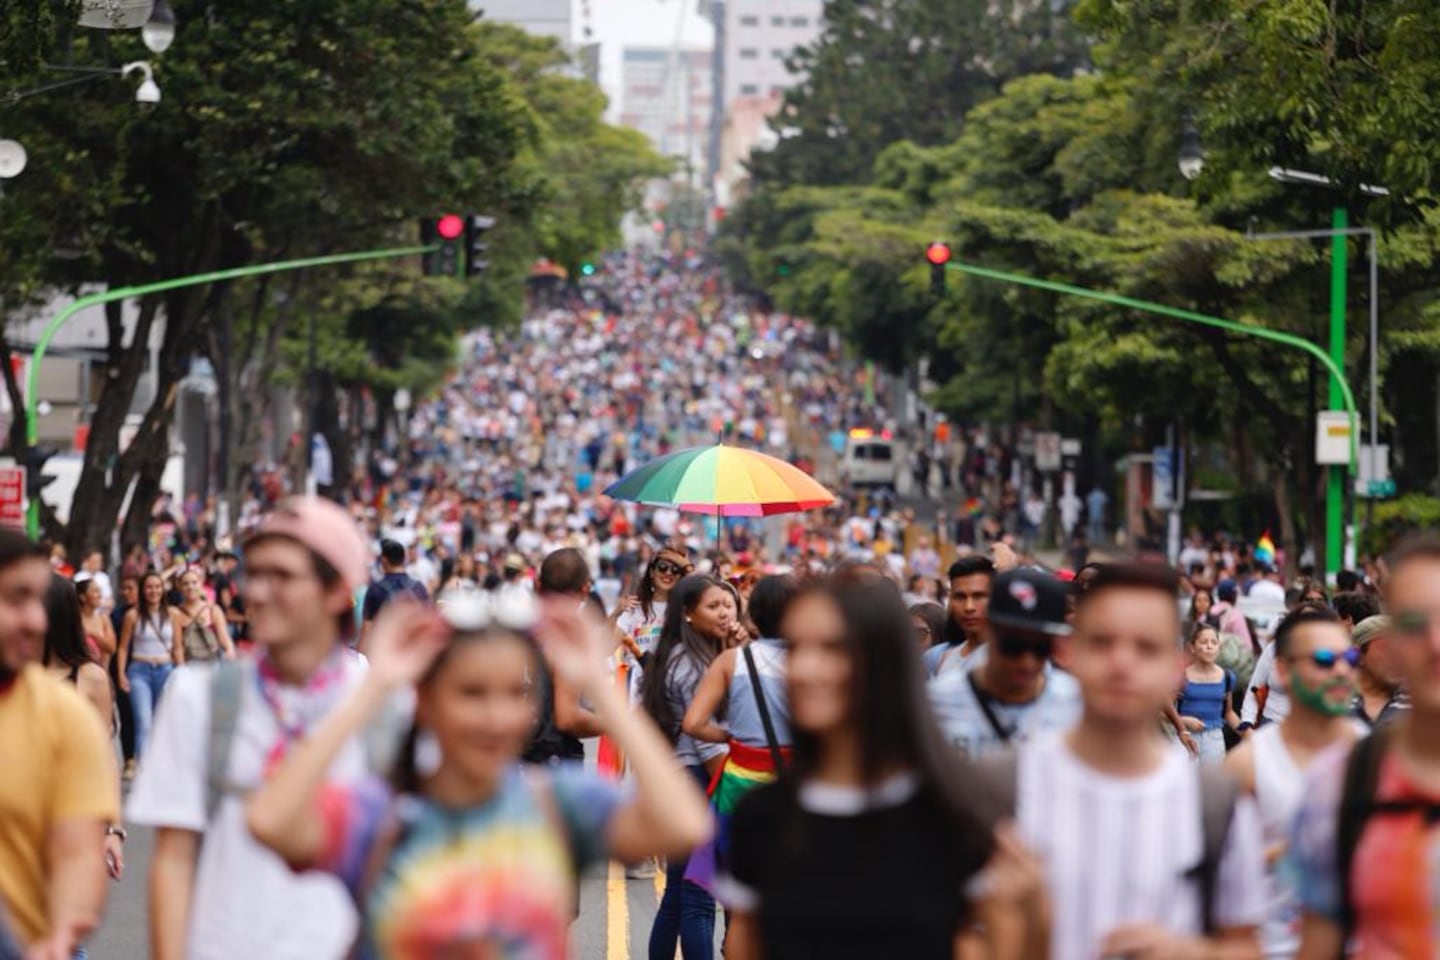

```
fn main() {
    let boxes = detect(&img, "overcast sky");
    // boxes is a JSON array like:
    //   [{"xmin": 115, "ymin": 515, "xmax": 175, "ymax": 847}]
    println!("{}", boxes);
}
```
[{"xmin": 587, "ymin": 0, "xmax": 714, "ymax": 118}]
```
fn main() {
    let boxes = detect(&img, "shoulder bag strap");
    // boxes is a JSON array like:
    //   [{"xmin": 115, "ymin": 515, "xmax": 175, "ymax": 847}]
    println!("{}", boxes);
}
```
[
  {"xmin": 967, "ymin": 669, "xmax": 1015, "ymax": 743},
  {"xmin": 742, "ymin": 644, "xmax": 786, "ymax": 776}
]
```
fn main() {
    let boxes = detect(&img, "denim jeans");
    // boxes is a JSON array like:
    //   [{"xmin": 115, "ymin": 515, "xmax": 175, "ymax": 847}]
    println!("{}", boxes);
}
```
[
  {"xmin": 127, "ymin": 660, "xmax": 174, "ymax": 759},
  {"xmin": 648, "ymin": 764, "xmax": 715, "ymax": 960}
]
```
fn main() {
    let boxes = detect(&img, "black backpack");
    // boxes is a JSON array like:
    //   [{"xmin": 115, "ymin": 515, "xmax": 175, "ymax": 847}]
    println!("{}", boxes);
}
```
[{"xmin": 522, "ymin": 657, "xmax": 583, "ymax": 764}]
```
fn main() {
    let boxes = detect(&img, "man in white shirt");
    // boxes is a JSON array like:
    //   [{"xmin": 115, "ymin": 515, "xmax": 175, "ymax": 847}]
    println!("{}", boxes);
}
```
[
  {"xmin": 129, "ymin": 498, "xmax": 382, "ymax": 960},
  {"xmin": 992, "ymin": 562, "xmax": 1265, "ymax": 959},
  {"xmin": 1249, "ymin": 565, "xmax": 1287, "ymax": 606}
]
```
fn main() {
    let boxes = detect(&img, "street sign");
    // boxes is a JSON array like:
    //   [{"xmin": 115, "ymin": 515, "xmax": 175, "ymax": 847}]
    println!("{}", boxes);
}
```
[
  {"xmin": 0, "ymin": 467, "xmax": 25, "ymax": 529},
  {"xmin": 1366, "ymin": 479, "xmax": 1396, "ymax": 498},
  {"xmin": 1034, "ymin": 432, "xmax": 1062, "ymax": 472},
  {"xmin": 1060, "ymin": 438, "xmax": 1082, "ymax": 457},
  {"xmin": 1315, "ymin": 411, "xmax": 1352, "ymax": 465}
]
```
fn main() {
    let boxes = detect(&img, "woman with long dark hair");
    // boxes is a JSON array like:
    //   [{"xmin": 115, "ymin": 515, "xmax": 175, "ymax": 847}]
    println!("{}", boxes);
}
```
[
  {"xmin": 615, "ymin": 543, "xmax": 692, "ymax": 693},
  {"xmin": 116, "ymin": 571, "xmax": 183, "ymax": 758},
  {"xmin": 75, "ymin": 573, "xmax": 117, "ymax": 668},
  {"xmin": 246, "ymin": 598, "xmax": 710, "ymax": 960},
  {"xmin": 719, "ymin": 579, "xmax": 1046, "ymax": 960},
  {"xmin": 641, "ymin": 574, "xmax": 740, "ymax": 960}
]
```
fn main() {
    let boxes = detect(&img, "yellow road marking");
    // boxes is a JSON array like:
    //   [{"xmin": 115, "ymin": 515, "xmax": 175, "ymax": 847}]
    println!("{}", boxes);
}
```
[
  {"xmin": 606, "ymin": 861, "xmax": 629, "ymax": 960},
  {"xmin": 654, "ymin": 858, "xmax": 666, "ymax": 900}
]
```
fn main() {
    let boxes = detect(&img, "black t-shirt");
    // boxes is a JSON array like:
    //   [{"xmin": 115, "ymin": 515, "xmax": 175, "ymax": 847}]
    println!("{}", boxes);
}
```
[{"xmin": 727, "ymin": 778, "xmax": 985, "ymax": 960}]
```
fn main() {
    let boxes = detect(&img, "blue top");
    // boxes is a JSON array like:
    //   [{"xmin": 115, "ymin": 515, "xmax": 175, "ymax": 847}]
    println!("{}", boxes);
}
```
[
  {"xmin": 726, "ymin": 639, "xmax": 792, "ymax": 747},
  {"xmin": 1177, "ymin": 671, "xmax": 1233, "ymax": 731}
]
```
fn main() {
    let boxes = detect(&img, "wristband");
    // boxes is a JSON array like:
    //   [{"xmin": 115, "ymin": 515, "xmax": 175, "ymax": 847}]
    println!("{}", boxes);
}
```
[{"xmin": 1236, "ymin": 721, "xmax": 1254, "ymax": 733}]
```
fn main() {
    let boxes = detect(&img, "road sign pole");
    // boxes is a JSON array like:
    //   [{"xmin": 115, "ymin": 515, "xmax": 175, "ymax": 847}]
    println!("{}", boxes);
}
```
[
  {"xmin": 24, "ymin": 243, "xmax": 434, "ymax": 538},
  {"xmin": 1327, "ymin": 207, "xmax": 1348, "ymax": 582}
]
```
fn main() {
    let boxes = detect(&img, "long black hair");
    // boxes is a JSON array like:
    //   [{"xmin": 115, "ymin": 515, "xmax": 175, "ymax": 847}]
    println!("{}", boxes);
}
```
[
  {"xmin": 640, "ymin": 574, "xmax": 728, "ymax": 742},
  {"xmin": 783, "ymin": 579, "xmax": 991, "ymax": 865},
  {"xmin": 43, "ymin": 574, "xmax": 91, "ymax": 672}
]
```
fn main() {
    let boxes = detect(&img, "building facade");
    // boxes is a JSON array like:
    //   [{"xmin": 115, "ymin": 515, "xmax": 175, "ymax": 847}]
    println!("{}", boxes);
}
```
[
  {"xmin": 473, "ymin": 0, "xmax": 572, "ymax": 43},
  {"xmin": 720, "ymin": 0, "xmax": 822, "ymax": 105},
  {"xmin": 620, "ymin": 46, "xmax": 713, "ymax": 171}
]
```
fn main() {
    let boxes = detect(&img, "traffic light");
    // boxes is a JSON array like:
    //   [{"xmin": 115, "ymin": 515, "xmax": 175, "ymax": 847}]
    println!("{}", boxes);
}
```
[
  {"xmin": 24, "ymin": 446, "xmax": 55, "ymax": 498},
  {"xmin": 464, "ymin": 214, "xmax": 496, "ymax": 276},
  {"xmin": 580, "ymin": 261, "xmax": 596, "ymax": 277},
  {"xmin": 926, "ymin": 241, "xmax": 952, "ymax": 296},
  {"xmin": 420, "ymin": 214, "xmax": 463, "ymax": 277}
]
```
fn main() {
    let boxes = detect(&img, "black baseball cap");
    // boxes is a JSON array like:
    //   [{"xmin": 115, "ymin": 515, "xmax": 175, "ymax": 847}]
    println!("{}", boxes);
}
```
[{"xmin": 988, "ymin": 568, "xmax": 1072, "ymax": 637}]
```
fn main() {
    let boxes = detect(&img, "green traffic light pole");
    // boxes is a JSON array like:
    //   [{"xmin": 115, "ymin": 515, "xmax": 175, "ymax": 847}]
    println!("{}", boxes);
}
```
[
  {"xmin": 943, "ymin": 259, "xmax": 1359, "ymax": 581},
  {"xmin": 24, "ymin": 243, "xmax": 436, "ymax": 538}
]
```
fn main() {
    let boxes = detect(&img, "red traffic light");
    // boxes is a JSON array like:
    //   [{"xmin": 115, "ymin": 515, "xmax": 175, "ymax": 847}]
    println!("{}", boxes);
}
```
[
  {"xmin": 925, "ymin": 242, "xmax": 952, "ymax": 266},
  {"xmin": 436, "ymin": 214, "xmax": 464, "ymax": 241}
]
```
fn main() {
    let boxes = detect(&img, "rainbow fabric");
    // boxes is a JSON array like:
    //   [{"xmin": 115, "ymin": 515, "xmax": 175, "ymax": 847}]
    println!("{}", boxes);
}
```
[
  {"xmin": 683, "ymin": 740, "xmax": 789, "ymax": 893},
  {"xmin": 1255, "ymin": 533, "xmax": 1276, "ymax": 567}
]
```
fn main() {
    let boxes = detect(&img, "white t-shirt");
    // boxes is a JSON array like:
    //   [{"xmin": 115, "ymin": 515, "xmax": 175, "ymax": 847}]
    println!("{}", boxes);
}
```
[
  {"xmin": 1249, "ymin": 579, "xmax": 1286, "ymax": 606},
  {"xmin": 127, "ymin": 657, "xmax": 372, "ymax": 960},
  {"xmin": 1017, "ymin": 731, "xmax": 1266, "ymax": 960}
]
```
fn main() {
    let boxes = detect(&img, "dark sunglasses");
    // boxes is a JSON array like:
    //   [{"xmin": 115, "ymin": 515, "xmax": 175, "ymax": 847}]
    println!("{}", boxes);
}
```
[
  {"xmin": 996, "ymin": 632, "xmax": 1054, "ymax": 660},
  {"xmin": 654, "ymin": 560, "xmax": 693, "ymax": 577},
  {"xmin": 1291, "ymin": 647, "xmax": 1361, "ymax": 670}
]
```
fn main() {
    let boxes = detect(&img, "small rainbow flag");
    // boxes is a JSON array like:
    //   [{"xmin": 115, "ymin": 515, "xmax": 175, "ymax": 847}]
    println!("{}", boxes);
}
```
[{"xmin": 1255, "ymin": 533, "xmax": 1276, "ymax": 567}]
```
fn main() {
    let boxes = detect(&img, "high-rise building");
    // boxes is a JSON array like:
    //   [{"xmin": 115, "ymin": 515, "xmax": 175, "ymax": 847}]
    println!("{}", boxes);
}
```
[
  {"xmin": 720, "ymin": 0, "xmax": 822, "ymax": 106},
  {"xmin": 619, "ymin": 46, "xmax": 713, "ymax": 172},
  {"xmin": 473, "ymin": 0, "xmax": 572, "ymax": 44}
]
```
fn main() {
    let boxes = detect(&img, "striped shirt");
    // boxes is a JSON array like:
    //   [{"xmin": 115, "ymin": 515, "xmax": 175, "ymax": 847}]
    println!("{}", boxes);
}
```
[{"xmin": 1016, "ymin": 732, "xmax": 1266, "ymax": 960}]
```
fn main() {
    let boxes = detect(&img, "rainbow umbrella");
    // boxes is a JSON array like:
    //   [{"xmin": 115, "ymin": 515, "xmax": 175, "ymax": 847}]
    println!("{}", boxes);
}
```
[{"xmin": 603, "ymin": 444, "xmax": 835, "ymax": 517}]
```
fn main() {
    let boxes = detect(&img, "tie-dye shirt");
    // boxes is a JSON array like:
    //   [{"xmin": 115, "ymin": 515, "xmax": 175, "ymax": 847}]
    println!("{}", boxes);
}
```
[
  {"xmin": 314, "ymin": 765, "xmax": 623, "ymax": 960},
  {"xmin": 1288, "ymin": 740, "xmax": 1440, "ymax": 958}
]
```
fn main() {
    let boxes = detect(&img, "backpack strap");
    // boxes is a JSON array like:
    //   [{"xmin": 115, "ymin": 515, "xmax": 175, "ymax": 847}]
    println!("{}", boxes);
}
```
[
  {"xmin": 1339, "ymin": 727, "xmax": 1391, "ymax": 942},
  {"xmin": 206, "ymin": 659, "xmax": 249, "ymax": 822},
  {"xmin": 1194, "ymin": 764, "xmax": 1239, "ymax": 935}
]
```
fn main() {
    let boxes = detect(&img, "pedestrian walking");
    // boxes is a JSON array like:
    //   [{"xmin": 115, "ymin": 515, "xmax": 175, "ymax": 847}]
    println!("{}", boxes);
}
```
[
  {"xmin": 116, "ymin": 571, "xmax": 182, "ymax": 759},
  {"xmin": 1176, "ymin": 623, "xmax": 1241, "ymax": 763}
]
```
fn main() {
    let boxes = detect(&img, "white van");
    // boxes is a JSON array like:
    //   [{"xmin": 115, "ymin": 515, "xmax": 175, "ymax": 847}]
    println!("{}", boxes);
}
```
[{"xmin": 841, "ymin": 430, "xmax": 897, "ymax": 488}]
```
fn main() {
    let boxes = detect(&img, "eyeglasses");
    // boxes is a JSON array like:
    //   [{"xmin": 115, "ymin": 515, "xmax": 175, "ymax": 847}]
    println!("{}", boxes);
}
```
[
  {"xmin": 996, "ymin": 632, "xmax": 1054, "ymax": 660},
  {"xmin": 1290, "ymin": 647, "xmax": 1362, "ymax": 670},
  {"xmin": 654, "ymin": 560, "xmax": 693, "ymax": 578},
  {"xmin": 914, "ymin": 623, "xmax": 933, "ymax": 637}
]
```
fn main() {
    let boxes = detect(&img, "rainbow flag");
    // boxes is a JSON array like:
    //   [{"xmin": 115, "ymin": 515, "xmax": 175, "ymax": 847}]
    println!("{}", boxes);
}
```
[
  {"xmin": 683, "ymin": 740, "xmax": 789, "ymax": 893},
  {"xmin": 1255, "ymin": 533, "xmax": 1276, "ymax": 567}
]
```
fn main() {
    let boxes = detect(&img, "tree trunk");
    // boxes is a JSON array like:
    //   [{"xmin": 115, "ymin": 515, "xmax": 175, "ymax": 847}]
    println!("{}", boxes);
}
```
[{"xmin": 1272, "ymin": 462, "xmax": 1298, "ymax": 581}]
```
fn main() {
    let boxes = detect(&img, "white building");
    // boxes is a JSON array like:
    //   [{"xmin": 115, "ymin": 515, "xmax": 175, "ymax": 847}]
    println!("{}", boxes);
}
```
[
  {"xmin": 620, "ymin": 46, "xmax": 713, "ymax": 171},
  {"xmin": 720, "ymin": 0, "xmax": 822, "ymax": 105},
  {"xmin": 473, "ymin": 0, "xmax": 572, "ymax": 43}
]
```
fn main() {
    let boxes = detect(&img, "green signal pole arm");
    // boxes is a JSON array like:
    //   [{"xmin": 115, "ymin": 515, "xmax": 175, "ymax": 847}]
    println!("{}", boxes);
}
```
[
  {"xmin": 24, "ymin": 243, "xmax": 435, "ymax": 538},
  {"xmin": 942, "ymin": 260, "xmax": 1360, "ymax": 469}
]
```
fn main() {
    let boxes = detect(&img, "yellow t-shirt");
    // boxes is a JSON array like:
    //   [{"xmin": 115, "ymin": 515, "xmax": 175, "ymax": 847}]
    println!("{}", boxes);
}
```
[{"xmin": 0, "ymin": 664, "xmax": 119, "ymax": 944}]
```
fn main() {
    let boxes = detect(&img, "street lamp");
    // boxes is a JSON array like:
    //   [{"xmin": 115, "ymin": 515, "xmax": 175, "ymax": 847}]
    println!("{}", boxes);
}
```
[
  {"xmin": 123, "ymin": 61, "xmax": 162, "ymax": 105},
  {"xmin": 1178, "ymin": 113, "xmax": 1204, "ymax": 181},
  {"xmin": 141, "ymin": 0, "xmax": 176, "ymax": 54}
]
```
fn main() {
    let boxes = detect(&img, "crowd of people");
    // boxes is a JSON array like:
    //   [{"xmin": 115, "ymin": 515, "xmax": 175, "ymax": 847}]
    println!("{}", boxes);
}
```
[{"xmin": 3, "ymin": 254, "xmax": 1438, "ymax": 960}]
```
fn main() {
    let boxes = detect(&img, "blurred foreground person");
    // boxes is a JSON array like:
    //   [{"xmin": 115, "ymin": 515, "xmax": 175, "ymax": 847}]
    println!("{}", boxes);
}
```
[
  {"xmin": 128, "ymin": 498, "xmax": 378, "ymax": 960},
  {"xmin": 972, "ymin": 563, "xmax": 1264, "ymax": 959},
  {"xmin": 720, "ymin": 579, "xmax": 1047, "ymax": 960},
  {"xmin": 1224, "ymin": 605, "xmax": 1360, "ymax": 960},
  {"xmin": 246, "ymin": 594, "xmax": 711, "ymax": 960},
  {"xmin": 0, "ymin": 530, "xmax": 118, "ymax": 959},
  {"xmin": 1290, "ymin": 536, "xmax": 1440, "ymax": 958}
]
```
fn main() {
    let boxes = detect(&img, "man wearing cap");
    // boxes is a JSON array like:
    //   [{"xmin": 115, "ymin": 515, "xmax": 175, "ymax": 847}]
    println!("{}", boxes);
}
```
[
  {"xmin": 360, "ymin": 539, "xmax": 430, "ymax": 651},
  {"xmin": 129, "ymin": 497, "xmax": 380, "ymax": 960},
  {"xmin": 929, "ymin": 568, "xmax": 1081, "ymax": 759},
  {"xmin": 1350, "ymin": 614, "xmax": 1408, "ymax": 729}
]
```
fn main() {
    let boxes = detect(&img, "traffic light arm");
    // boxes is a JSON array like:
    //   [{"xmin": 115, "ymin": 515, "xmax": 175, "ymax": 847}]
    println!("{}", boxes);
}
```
[
  {"xmin": 941, "ymin": 259, "xmax": 1359, "ymax": 473},
  {"xmin": 24, "ymin": 242, "xmax": 434, "ymax": 537}
]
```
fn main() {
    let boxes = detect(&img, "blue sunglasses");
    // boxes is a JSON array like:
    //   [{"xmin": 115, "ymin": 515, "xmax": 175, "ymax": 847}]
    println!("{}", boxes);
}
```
[{"xmin": 1293, "ymin": 647, "xmax": 1362, "ymax": 670}]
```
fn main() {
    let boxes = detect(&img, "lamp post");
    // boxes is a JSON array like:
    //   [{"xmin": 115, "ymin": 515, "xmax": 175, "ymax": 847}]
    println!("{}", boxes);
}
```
[{"xmin": 141, "ymin": 0, "xmax": 177, "ymax": 54}]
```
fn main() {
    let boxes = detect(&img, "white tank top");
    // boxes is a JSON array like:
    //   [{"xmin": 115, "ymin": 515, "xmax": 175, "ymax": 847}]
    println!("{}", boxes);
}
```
[
  {"xmin": 131, "ymin": 611, "xmax": 174, "ymax": 660},
  {"xmin": 1252, "ymin": 724, "xmax": 1303, "ymax": 958}
]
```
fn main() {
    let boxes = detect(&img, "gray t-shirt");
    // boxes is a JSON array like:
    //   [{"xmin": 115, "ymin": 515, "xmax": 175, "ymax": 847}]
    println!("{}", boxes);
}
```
[
  {"xmin": 661, "ymin": 649, "xmax": 726, "ymax": 767},
  {"xmin": 929, "ymin": 665, "xmax": 1082, "ymax": 759}
]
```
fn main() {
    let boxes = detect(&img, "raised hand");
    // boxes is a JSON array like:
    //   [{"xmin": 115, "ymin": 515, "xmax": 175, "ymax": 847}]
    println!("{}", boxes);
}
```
[{"xmin": 365, "ymin": 601, "xmax": 451, "ymax": 691}]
